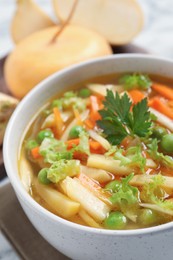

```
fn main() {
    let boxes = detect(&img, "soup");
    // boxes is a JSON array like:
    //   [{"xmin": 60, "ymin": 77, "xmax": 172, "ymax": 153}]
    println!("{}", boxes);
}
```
[{"xmin": 20, "ymin": 73, "xmax": 173, "ymax": 230}]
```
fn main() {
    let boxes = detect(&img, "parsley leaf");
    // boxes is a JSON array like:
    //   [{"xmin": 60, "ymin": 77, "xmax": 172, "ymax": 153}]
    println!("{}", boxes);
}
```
[
  {"xmin": 119, "ymin": 73, "xmax": 152, "ymax": 90},
  {"xmin": 103, "ymin": 90, "xmax": 132, "ymax": 124},
  {"xmin": 97, "ymin": 90, "xmax": 151, "ymax": 145},
  {"xmin": 131, "ymin": 98, "xmax": 151, "ymax": 137}
]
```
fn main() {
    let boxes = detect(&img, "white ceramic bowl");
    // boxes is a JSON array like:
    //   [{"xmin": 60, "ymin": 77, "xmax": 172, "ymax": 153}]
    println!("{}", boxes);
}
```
[{"xmin": 3, "ymin": 54, "xmax": 173, "ymax": 260}]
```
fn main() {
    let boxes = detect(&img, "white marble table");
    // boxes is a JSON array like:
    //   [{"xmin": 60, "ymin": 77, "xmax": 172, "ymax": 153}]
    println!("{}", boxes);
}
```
[{"xmin": 1, "ymin": 0, "xmax": 173, "ymax": 259}]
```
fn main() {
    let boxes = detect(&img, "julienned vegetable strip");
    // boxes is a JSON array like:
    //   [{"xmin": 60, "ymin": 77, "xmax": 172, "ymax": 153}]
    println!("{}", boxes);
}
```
[
  {"xmin": 84, "ymin": 119, "xmax": 95, "ymax": 129},
  {"xmin": 77, "ymin": 173, "xmax": 111, "ymax": 205},
  {"xmin": 90, "ymin": 142, "xmax": 106, "ymax": 154},
  {"xmin": 34, "ymin": 179, "xmax": 80, "ymax": 218},
  {"xmin": 53, "ymin": 107, "xmax": 63, "ymax": 137},
  {"xmin": 87, "ymin": 154, "xmax": 132, "ymax": 175},
  {"xmin": 152, "ymin": 83, "xmax": 173, "ymax": 100},
  {"xmin": 78, "ymin": 172, "xmax": 101, "ymax": 190},
  {"xmin": 88, "ymin": 129, "xmax": 111, "ymax": 150},
  {"xmin": 90, "ymin": 95, "xmax": 101, "ymax": 122},
  {"xmin": 128, "ymin": 89, "xmax": 145, "ymax": 104},
  {"xmin": 66, "ymin": 138, "xmax": 80, "ymax": 149},
  {"xmin": 149, "ymin": 97, "xmax": 173, "ymax": 119},
  {"xmin": 31, "ymin": 146, "xmax": 41, "ymax": 159},
  {"xmin": 73, "ymin": 107, "xmax": 82, "ymax": 125},
  {"xmin": 61, "ymin": 110, "xmax": 89, "ymax": 141},
  {"xmin": 149, "ymin": 108, "xmax": 173, "ymax": 131},
  {"xmin": 87, "ymin": 83, "xmax": 124, "ymax": 97},
  {"xmin": 66, "ymin": 138, "xmax": 106, "ymax": 153},
  {"xmin": 60, "ymin": 176, "xmax": 111, "ymax": 221},
  {"xmin": 80, "ymin": 165, "xmax": 111, "ymax": 183},
  {"xmin": 78, "ymin": 209, "xmax": 102, "ymax": 228},
  {"xmin": 90, "ymin": 95, "xmax": 99, "ymax": 112}
]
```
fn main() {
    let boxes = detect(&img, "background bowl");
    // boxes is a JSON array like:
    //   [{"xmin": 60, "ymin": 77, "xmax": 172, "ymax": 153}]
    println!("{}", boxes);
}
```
[{"xmin": 3, "ymin": 54, "xmax": 173, "ymax": 260}]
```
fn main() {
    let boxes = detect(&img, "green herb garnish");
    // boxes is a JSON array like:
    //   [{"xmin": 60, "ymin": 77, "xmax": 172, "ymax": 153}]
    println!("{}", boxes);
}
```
[
  {"xmin": 97, "ymin": 90, "xmax": 151, "ymax": 145},
  {"xmin": 119, "ymin": 73, "xmax": 152, "ymax": 90}
]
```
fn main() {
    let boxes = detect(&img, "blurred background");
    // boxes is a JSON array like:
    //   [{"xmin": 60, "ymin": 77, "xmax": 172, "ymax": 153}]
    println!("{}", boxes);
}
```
[{"xmin": 1, "ymin": 0, "xmax": 173, "ymax": 58}]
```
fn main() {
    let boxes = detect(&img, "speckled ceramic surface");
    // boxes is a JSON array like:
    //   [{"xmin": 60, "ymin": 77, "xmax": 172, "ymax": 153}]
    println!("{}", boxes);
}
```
[{"xmin": 3, "ymin": 54, "xmax": 173, "ymax": 260}]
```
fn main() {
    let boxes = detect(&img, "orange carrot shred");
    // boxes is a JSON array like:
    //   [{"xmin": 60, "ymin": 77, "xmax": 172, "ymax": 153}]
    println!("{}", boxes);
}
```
[
  {"xmin": 89, "ymin": 95, "xmax": 101, "ymax": 123},
  {"xmin": 78, "ymin": 173, "xmax": 111, "ymax": 204},
  {"xmin": 152, "ymin": 83, "xmax": 173, "ymax": 100},
  {"xmin": 78, "ymin": 173, "xmax": 101, "ymax": 190},
  {"xmin": 84, "ymin": 119, "xmax": 95, "ymax": 129},
  {"xmin": 66, "ymin": 138, "xmax": 105, "ymax": 154},
  {"xmin": 89, "ymin": 141, "xmax": 101, "ymax": 150},
  {"xmin": 90, "ymin": 95, "xmax": 99, "ymax": 112},
  {"xmin": 149, "ymin": 97, "xmax": 173, "ymax": 119},
  {"xmin": 89, "ymin": 141, "xmax": 106, "ymax": 154},
  {"xmin": 73, "ymin": 107, "xmax": 83, "ymax": 125},
  {"xmin": 66, "ymin": 139, "xmax": 80, "ymax": 149},
  {"xmin": 31, "ymin": 147, "xmax": 41, "ymax": 159},
  {"xmin": 128, "ymin": 89, "xmax": 145, "ymax": 104},
  {"xmin": 53, "ymin": 107, "xmax": 63, "ymax": 137},
  {"xmin": 73, "ymin": 151, "xmax": 88, "ymax": 161}
]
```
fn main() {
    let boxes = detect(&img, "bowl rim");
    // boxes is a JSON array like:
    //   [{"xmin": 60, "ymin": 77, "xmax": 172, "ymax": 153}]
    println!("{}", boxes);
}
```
[{"xmin": 3, "ymin": 53, "xmax": 173, "ymax": 236}]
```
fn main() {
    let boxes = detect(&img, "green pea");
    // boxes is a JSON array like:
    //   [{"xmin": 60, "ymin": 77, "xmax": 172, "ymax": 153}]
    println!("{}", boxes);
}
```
[
  {"xmin": 26, "ymin": 139, "xmax": 38, "ymax": 150},
  {"xmin": 105, "ymin": 180, "xmax": 122, "ymax": 192},
  {"xmin": 79, "ymin": 88, "xmax": 91, "ymax": 98},
  {"xmin": 152, "ymin": 126, "xmax": 167, "ymax": 139},
  {"xmin": 69, "ymin": 125, "xmax": 85, "ymax": 139},
  {"xmin": 38, "ymin": 168, "xmax": 51, "ymax": 185},
  {"xmin": 160, "ymin": 133, "xmax": 173, "ymax": 153},
  {"xmin": 104, "ymin": 211, "xmax": 127, "ymax": 230},
  {"xmin": 138, "ymin": 209, "xmax": 158, "ymax": 226},
  {"xmin": 37, "ymin": 129, "xmax": 54, "ymax": 143}
]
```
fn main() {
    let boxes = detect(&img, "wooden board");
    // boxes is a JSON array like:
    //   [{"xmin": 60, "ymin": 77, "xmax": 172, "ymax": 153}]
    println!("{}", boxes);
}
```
[
  {"xmin": 0, "ymin": 44, "xmax": 148, "ymax": 180},
  {"xmin": 0, "ymin": 182, "xmax": 69, "ymax": 260}
]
